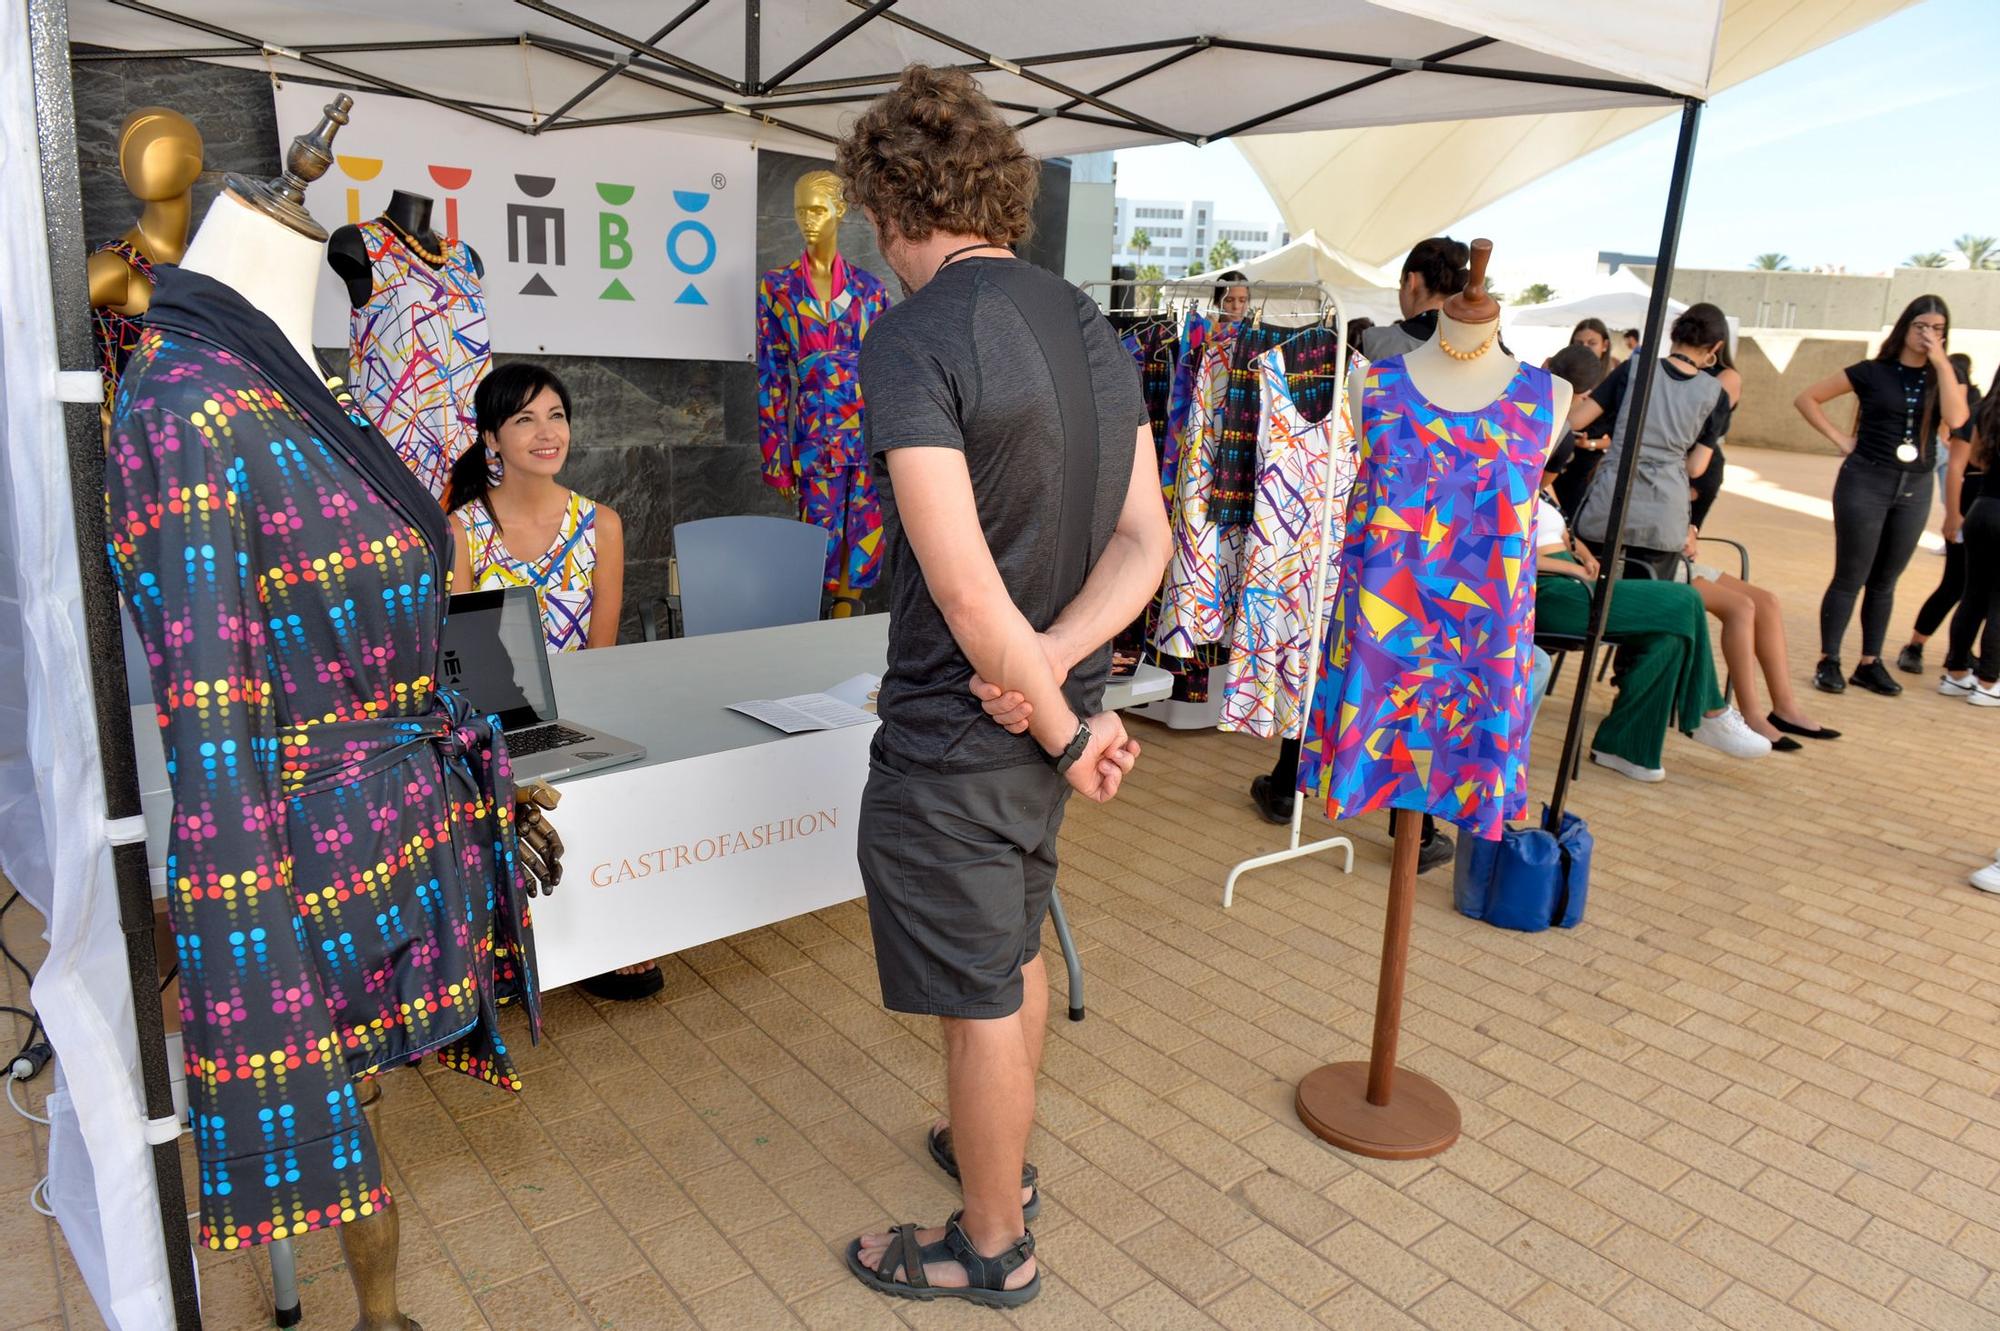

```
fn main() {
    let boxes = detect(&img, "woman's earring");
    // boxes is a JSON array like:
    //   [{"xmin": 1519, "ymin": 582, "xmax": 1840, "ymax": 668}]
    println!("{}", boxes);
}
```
[{"xmin": 486, "ymin": 447, "xmax": 505, "ymax": 486}]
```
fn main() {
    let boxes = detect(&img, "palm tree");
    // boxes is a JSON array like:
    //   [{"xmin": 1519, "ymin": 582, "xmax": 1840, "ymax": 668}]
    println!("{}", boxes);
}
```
[
  {"xmin": 1129, "ymin": 227, "xmax": 1151, "ymax": 262},
  {"xmin": 1515, "ymin": 282, "xmax": 1557, "ymax": 305},
  {"xmin": 1135, "ymin": 263, "xmax": 1165, "ymax": 312},
  {"xmin": 1953, "ymin": 234, "xmax": 1998, "ymax": 270},
  {"xmin": 1906, "ymin": 251, "xmax": 1951, "ymax": 269},
  {"xmin": 1206, "ymin": 237, "xmax": 1240, "ymax": 273},
  {"xmin": 1749, "ymin": 253, "xmax": 1792, "ymax": 271}
]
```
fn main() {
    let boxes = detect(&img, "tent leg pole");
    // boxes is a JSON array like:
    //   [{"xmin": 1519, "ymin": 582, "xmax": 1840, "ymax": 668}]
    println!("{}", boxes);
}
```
[
  {"xmin": 1546, "ymin": 96, "xmax": 1704, "ymax": 829},
  {"xmin": 25, "ymin": 0, "xmax": 204, "ymax": 1325}
]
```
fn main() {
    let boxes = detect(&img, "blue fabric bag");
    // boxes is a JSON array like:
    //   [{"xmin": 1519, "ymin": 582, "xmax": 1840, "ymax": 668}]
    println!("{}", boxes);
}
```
[{"xmin": 1452, "ymin": 806, "xmax": 1591, "ymax": 932}]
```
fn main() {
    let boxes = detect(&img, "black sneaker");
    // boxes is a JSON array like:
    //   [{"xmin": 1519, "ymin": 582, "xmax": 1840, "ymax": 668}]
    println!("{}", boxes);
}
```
[
  {"xmin": 1249, "ymin": 775, "xmax": 1295, "ymax": 825},
  {"xmin": 1895, "ymin": 643, "xmax": 1924, "ymax": 675},
  {"xmin": 1849, "ymin": 660, "xmax": 1903, "ymax": 696},
  {"xmin": 1417, "ymin": 830, "xmax": 1455, "ymax": 874},
  {"xmin": 1813, "ymin": 657, "xmax": 1847, "ymax": 693}
]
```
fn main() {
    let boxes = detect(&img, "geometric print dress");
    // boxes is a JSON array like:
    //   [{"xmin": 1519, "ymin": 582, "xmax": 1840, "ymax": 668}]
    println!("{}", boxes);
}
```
[
  {"xmin": 756, "ymin": 252, "xmax": 892, "ymax": 591},
  {"xmin": 456, "ymin": 491, "xmax": 601, "ymax": 652},
  {"xmin": 348, "ymin": 219, "xmax": 492, "ymax": 499},
  {"xmin": 1298, "ymin": 354, "xmax": 1555, "ymax": 842},
  {"xmin": 105, "ymin": 266, "xmax": 538, "ymax": 1251}
]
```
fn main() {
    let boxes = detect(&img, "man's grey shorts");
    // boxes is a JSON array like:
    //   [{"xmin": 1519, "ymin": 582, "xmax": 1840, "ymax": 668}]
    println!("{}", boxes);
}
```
[{"xmin": 857, "ymin": 743, "xmax": 1070, "ymax": 1019}]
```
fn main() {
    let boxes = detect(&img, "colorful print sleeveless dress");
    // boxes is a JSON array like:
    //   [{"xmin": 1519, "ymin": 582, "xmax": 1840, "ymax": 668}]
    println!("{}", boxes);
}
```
[
  {"xmin": 1297, "ymin": 354, "xmax": 1555, "ymax": 841},
  {"xmin": 348, "ymin": 219, "xmax": 492, "ymax": 499},
  {"xmin": 106, "ymin": 267, "xmax": 537, "ymax": 1250},
  {"xmin": 1219, "ymin": 347, "xmax": 1361, "ymax": 739},
  {"xmin": 456, "ymin": 491, "xmax": 601, "ymax": 652}
]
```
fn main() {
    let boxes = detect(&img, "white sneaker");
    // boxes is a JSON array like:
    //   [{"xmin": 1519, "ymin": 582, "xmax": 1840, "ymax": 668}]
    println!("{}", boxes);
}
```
[
  {"xmin": 1941, "ymin": 672, "xmax": 1976, "ymax": 697},
  {"xmin": 1971, "ymin": 681, "xmax": 2000, "ymax": 708},
  {"xmin": 1973, "ymin": 861, "xmax": 2000, "ymax": 894},
  {"xmin": 1690, "ymin": 708, "xmax": 1773, "ymax": 759},
  {"xmin": 1591, "ymin": 749, "xmax": 1665, "ymax": 783}
]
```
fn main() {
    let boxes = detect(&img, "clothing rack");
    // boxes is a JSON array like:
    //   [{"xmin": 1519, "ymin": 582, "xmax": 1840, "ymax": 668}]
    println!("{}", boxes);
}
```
[
  {"xmin": 1086, "ymin": 277, "xmax": 1335, "ymax": 324},
  {"xmin": 1087, "ymin": 280, "xmax": 1357, "ymax": 904}
]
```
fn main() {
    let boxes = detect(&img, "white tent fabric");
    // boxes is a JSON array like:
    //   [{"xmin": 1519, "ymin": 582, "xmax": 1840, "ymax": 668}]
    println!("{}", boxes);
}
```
[
  {"xmin": 13, "ymin": 4, "xmax": 1730, "ymax": 1327},
  {"xmin": 1239, "ymin": 0, "xmax": 1917, "ymax": 267},
  {"xmin": 0, "ymin": 6, "xmax": 173, "ymax": 1327},
  {"xmin": 67, "ymin": 1, "xmax": 1720, "ymax": 159},
  {"xmin": 1183, "ymin": 229, "xmax": 1404, "ymax": 326}
]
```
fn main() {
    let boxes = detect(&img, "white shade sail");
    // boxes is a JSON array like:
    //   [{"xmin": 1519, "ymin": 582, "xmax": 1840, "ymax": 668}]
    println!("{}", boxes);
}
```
[
  {"xmin": 1184, "ymin": 229, "xmax": 1404, "ymax": 325},
  {"xmin": 1238, "ymin": 0, "xmax": 1918, "ymax": 267},
  {"xmin": 67, "ymin": 0, "xmax": 1721, "ymax": 159}
]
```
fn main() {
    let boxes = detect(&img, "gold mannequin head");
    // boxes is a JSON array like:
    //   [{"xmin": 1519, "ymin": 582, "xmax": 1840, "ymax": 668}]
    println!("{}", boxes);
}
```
[
  {"xmin": 118, "ymin": 107, "xmax": 203, "ymax": 204},
  {"xmin": 794, "ymin": 170, "xmax": 845, "ymax": 260}
]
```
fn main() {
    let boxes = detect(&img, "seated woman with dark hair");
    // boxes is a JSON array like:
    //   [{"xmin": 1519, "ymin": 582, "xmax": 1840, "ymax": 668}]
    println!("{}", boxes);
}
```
[{"xmin": 447, "ymin": 362, "xmax": 654, "ymax": 1000}]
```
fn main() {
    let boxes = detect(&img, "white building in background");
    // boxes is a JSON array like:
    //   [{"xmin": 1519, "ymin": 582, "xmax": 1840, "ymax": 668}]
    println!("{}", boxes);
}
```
[{"xmin": 1112, "ymin": 197, "xmax": 1289, "ymax": 275}]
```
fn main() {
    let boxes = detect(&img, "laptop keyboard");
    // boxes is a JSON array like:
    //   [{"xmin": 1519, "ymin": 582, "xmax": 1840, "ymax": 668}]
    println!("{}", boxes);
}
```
[{"xmin": 507, "ymin": 723, "xmax": 594, "ymax": 757}]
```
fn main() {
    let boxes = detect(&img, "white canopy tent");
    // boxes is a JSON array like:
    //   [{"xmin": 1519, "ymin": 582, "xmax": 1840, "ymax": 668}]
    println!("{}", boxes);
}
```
[
  {"xmin": 1184, "ymin": 229, "xmax": 1403, "ymax": 325},
  {"xmin": 1238, "ymin": 0, "xmax": 1920, "ymax": 267},
  {"xmin": 1504, "ymin": 267, "xmax": 1690, "ymax": 366},
  {"xmin": 6, "ymin": 3, "xmax": 1725, "ymax": 1326}
]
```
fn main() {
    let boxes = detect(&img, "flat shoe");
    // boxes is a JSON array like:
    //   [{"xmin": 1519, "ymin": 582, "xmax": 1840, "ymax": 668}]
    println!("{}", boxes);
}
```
[
  {"xmin": 578, "ymin": 965, "xmax": 664, "ymax": 1001},
  {"xmin": 1769, "ymin": 736, "xmax": 1803, "ymax": 752},
  {"xmin": 846, "ymin": 1216, "xmax": 1040, "ymax": 1308},
  {"xmin": 1766, "ymin": 714, "xmax": 1840, "ymax": 740}
]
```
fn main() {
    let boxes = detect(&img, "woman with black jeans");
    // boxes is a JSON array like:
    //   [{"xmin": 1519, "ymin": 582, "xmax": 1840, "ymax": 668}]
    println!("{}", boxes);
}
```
[
  {"xmin": 1795, "ymin": 295, "xmax": 1970, "ymax": 695},
  {"xmin": 1898, "ymin": 363, "xmax": 1990, "ymax": 674},
  {"xmin": 1940, "ymin": 392, "xmax": 2000, "ymax": 705}
]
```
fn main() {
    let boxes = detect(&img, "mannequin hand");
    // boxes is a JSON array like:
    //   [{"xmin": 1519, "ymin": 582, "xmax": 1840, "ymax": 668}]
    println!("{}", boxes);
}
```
[
  {"xmin": 1065, "ymin": 712, "xmax": 1141, "ymax": 804},
  {"xmin": 514, "ymin": 781, "xmax": 564, "ymax": 897}
]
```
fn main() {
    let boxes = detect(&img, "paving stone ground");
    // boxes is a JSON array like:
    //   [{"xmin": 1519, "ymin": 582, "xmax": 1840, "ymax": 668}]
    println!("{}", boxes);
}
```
[{"xmin": 5, "ymin": 445, "xmax": 1997, "ymax": 1330}]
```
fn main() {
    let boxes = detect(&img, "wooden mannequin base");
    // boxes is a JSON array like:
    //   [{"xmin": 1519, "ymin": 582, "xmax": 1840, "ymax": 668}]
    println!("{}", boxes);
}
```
[{"xmin": 1295, "ymin": 1061, "xmax": 1461, "ymax": 1160}]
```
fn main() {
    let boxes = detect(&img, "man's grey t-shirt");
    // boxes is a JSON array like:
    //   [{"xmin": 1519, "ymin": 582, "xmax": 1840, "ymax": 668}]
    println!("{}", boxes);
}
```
[{"xmin": 860, "ymin": 257, "xmax": 1147, "ymax": 773}]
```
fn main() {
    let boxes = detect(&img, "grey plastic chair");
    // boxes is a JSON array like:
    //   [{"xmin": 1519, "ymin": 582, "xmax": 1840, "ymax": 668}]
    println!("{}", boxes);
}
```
[{"xmin": 670, "ymin": 516, "xmax": 832, "ymax": 637}]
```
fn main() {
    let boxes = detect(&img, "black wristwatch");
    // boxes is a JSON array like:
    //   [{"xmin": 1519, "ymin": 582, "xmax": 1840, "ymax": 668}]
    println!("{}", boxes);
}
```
[{"xmin": 1049, "ymin": 718, "xmax": 1092, "ymax": 775}]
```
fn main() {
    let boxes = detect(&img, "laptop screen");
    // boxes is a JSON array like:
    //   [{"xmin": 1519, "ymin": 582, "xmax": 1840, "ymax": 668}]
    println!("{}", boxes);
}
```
[{"xmin": 439, "ymin": 587, "xmax": 557, "ymax": 730}]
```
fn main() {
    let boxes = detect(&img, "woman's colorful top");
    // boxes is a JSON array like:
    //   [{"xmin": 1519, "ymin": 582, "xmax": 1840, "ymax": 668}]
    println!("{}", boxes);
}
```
[
  {"xmin": 106, "ymin": 267, "xmax": 537, "ymax": 1251},
  {"xmin": 90, "ymin": 238, "xmax": 156, "ymax": 414},
  {"xmin": 348, "ymin": 219, "xmax": 492, "ymax": 499},
  {"xmin": 1220, "ymin": 347, "xmax": 1361, "ymax": 739},
  {"xmin": 1298, "ymin": 354, "xmax": 1556, "ymax": 841},
  {"xmin": 756, "ymin": 252, "xmax": 892, "ymax": 589},
  {"xmin": 456, "ymin": 491, "xmax": 600, "ymax": 652}
]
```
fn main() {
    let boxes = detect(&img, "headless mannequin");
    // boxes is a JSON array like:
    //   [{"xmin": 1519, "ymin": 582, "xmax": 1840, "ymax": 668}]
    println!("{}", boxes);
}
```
[
  {"xmin": 180, "ymin": 152, "xmax": 420, "ymax": 1331},
  {"xmin": 327, "ymin": 190, "xmax": 485, "ymax": 309}
]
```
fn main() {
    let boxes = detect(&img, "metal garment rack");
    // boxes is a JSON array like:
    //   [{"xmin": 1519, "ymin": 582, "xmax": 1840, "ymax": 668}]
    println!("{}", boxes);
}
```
[{"xmin": 1084, "ymin": 280, "xmax": 1358, "ymax": 906}]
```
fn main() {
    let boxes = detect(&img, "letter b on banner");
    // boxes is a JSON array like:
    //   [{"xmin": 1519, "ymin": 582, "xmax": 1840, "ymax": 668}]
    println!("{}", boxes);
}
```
[{"xmin": 597, "ymin": 182, "xmax": 635, "ymax": 302}]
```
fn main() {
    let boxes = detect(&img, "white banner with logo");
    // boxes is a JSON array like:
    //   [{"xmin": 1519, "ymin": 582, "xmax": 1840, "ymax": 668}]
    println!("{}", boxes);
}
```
[
  {"xmin": 528, "ymin": 725, "xmax": 872, "ymax": 989},
  {"xmin": 275, "ymin": 85, "xmax": 756, "ymax": 362}
]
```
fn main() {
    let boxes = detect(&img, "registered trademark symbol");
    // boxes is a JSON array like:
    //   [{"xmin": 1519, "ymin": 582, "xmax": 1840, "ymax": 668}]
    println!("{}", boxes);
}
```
[{"xmin": 711, "ymin": 173, "xmax": 727, "ymax": 190}]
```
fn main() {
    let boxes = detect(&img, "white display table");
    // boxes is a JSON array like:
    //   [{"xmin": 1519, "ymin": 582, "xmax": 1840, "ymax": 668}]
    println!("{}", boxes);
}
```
[{"xmin": 134, "ymin": 614, "xmax": 1171, "ymax": 989}]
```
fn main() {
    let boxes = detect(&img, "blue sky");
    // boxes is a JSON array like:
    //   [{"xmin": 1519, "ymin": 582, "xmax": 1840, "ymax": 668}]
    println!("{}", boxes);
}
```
[{"xmin": 1113, "ymin": 0, "xmax": 2000, "ymax": 280}]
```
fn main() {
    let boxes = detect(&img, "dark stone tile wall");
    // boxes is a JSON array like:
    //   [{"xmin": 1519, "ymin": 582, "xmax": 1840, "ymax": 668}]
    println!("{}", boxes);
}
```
[{"xmin": 69, "ymin": 51, "xmax": 1068, "ymax": 638}]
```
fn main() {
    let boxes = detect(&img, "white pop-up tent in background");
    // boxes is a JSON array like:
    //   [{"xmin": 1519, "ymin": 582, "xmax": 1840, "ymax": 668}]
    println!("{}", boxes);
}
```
[{"xmin": 6, "ymin": 3, "xmax": 1734, "ymax": 1325}]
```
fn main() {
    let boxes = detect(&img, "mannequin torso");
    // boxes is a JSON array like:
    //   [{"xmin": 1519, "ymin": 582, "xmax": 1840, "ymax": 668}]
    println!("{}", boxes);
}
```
[
  {"xmin": 1352, "ymin": 310, "xmax": 1573, "ymax": 424},
  {"xmin": 180, "ymin": 191, "xmax": 325, "ymax": 375},
  {"xmin": 328, "ymin": 190, "xmax": 484, "ymax": 308}
]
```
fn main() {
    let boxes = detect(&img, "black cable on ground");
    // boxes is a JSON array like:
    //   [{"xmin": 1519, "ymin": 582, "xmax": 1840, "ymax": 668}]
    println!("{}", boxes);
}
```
[{"xmin": 0, "ymin": 894, "xmax": 46, "ymax": 1066}]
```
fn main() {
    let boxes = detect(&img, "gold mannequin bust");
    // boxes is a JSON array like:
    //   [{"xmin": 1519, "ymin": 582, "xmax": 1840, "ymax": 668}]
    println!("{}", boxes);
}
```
[
  {"xmin": 795, "ymin": 168, "xmax": 846, "ymax": 309},
  {"xmin": 87, "ymin": 106, "xmax": 203, "ymax": 315}
]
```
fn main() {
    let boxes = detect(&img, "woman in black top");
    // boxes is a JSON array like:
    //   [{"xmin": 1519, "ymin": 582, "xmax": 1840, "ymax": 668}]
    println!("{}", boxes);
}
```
[
  {"xmin": 1898, "ymin": 362, "xmax": 1990, "ymax": 674},
  {"xmin": 1795, "ymin": 295, "xmax": 1970, "ymax": 695},
  {"xmin": 1939, "ymin": 389, "xmax": 2000, "ymax": 702}
]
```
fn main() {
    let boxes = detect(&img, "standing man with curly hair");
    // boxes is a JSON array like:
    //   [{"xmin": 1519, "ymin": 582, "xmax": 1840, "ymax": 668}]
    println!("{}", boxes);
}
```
[{"xmin": 837, "ymin": 65, "xmax": 1171, "ymax": 1308}]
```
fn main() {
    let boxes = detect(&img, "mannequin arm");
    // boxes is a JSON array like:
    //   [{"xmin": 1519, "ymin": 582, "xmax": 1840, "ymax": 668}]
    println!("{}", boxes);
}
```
[
  {"xmin": 326, "ymin": 223, "xmax": 374, "ymax": 309},
  {"xmin": 87, "ymin": 249, "xmax": 133, "ymax": 310},
  {"xmin": 755, "ymin": 283, "xmax": 797, "ymax": 490}
]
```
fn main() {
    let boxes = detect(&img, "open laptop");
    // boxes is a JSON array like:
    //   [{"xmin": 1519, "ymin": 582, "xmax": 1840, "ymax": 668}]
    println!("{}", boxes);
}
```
[{"xmin": 439, "ymin": 586, "xmax": 646, "ymax": 782}]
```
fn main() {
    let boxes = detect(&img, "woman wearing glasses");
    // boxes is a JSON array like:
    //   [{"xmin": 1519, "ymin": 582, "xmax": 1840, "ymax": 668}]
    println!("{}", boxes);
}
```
[{"xmin": 1795, "ymin": 295, "xmax": 1969, "ymax": 696}]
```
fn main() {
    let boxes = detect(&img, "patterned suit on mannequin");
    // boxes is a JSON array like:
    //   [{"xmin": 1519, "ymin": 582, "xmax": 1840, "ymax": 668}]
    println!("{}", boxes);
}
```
[{"xmin": 756, "ymin": 171, "xmax": 892, "ymax": 601}]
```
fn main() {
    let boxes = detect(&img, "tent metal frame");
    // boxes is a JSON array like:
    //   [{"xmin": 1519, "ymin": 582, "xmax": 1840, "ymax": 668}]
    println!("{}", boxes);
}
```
[
  {"xmin": 71, "ymin": 0, "xmax": 1686, "ymax": 146},
  {"xmin": 30, "ymin": 1, "xmax": 1704, "ymax": 1324}
]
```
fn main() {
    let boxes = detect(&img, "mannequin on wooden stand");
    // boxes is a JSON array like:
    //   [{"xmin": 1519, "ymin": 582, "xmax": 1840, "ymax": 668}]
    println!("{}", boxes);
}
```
[
  {"xmin": 1299, "ymin": 240, "xmax": 1569, "ymax": 1160},
  {"xmin": 177, "ymin": 103, "xmax": 565, "ymax": 1331}
]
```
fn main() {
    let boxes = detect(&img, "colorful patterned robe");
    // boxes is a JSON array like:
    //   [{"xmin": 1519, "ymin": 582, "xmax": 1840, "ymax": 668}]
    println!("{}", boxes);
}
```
[
  {"xmin": 106, "ymin": 267, "xmax": 537, "ymax": 1250},
  {"xmin": 348, "ymin": 219, "xmax": 492, "ymax": 499},
  {"xmin": 1298, "ymin": 355, "xmax": 1555, "ymax": 841},
  {"xmin": 756, "ymin": 252, "xmax": 891, "ymax": 590}
]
